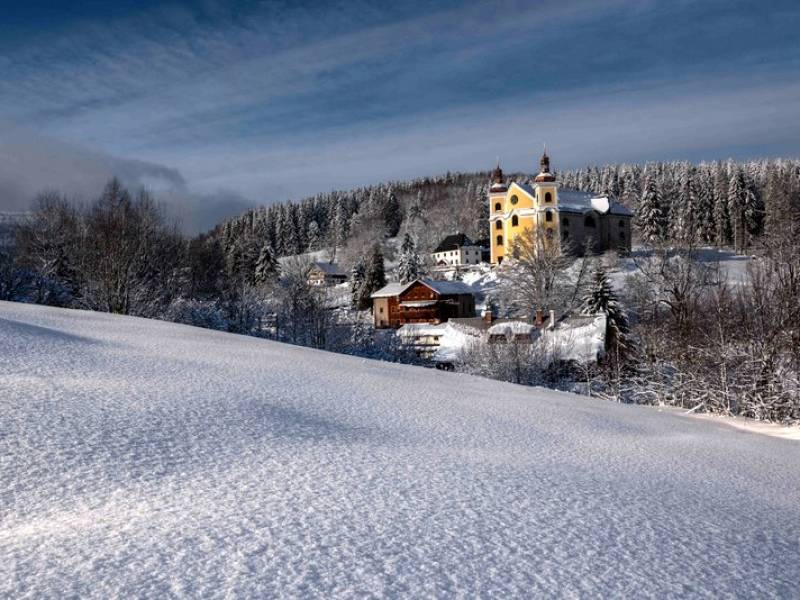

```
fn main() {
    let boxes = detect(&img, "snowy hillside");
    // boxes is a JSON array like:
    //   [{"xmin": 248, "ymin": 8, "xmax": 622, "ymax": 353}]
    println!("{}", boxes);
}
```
[{"xmin": 1, "ymin": 301, "xmax": 799, "ymax": 598}]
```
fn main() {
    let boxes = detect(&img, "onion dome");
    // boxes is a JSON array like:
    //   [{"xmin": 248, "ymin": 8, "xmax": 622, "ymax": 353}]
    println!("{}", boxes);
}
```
[
  {"xmin": 490, "ymin": 160, "xmax": 507, "ymax": 192},
  {"xmin": 534, "ymin": 146, "xmax": 556, "ymax": 183}
]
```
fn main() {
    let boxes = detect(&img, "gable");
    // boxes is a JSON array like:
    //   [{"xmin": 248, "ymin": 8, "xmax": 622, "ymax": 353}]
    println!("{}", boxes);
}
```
[
  {"xmin": 507, "ymin": 182, "xmax": 536, "ymax": 210},
  {"xmin": 400, "ymin": 281, "xmax": 440, "ymax": 301}
]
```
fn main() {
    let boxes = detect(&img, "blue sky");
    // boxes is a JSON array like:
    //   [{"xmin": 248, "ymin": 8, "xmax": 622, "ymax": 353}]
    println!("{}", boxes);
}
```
[{"xmin": 1, "ymin": 0, "xmax": 799, "ymax": 229}]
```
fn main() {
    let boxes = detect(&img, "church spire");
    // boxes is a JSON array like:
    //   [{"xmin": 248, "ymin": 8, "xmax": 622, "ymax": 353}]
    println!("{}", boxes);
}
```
[
  {"xmin": 490, "ymin": 158, "xmax": 507, "ymax": 192},
  {"xmin": 534, "ymin": 144, "xmax": 556, "ymax": 183}
]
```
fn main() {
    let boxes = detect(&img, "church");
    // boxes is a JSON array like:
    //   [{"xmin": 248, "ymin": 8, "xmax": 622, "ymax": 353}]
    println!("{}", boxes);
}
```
[{"xmin": 489, "ymin": 151, "xmax": 632, "ymax": 263}]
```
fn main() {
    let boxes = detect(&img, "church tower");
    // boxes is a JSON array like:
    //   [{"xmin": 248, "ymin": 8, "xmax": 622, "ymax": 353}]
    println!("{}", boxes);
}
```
[{"xmin": 488, "ymin": 162, "xmax": 508, "ymax": 263}]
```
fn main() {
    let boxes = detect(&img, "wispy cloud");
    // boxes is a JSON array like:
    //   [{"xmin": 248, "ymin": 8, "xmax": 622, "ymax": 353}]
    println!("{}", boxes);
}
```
[{"xmin": 1, "ymin": 0, "xmax": 798, "ymax": 220}]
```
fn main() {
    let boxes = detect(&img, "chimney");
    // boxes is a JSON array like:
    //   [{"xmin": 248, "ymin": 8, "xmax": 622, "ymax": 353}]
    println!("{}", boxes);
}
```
[
  {"xmin": 535, "ymin": 309, "xmax": 543, "ymax": 326},
  {"xmin": 548, "ymin": 309, "xmax": 556, "ymax": 329},
  {"xmin": 482, "ymin": 308, "xmax": 493, "ymax": 324}
]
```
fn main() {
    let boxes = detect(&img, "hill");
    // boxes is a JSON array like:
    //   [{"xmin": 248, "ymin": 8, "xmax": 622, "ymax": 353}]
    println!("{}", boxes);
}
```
[{"xmin": 1, "ymin": 301, "xmax": 799, "ymax": 597}]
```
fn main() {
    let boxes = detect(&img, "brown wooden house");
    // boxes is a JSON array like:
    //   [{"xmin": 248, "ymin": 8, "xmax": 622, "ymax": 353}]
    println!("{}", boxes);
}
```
[{"xmin": 371, "ymin": 279, "xmax": 475, "ymax": 329}]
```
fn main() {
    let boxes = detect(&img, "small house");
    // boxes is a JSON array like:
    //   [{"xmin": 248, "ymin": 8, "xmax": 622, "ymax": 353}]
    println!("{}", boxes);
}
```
[
  {"xmin": 371, "ymin": 278, "xmax": 476, "ymax": 329},
  {"xmin": 307, "ymin": 262, "xmax": 348, "ymax": 286}
]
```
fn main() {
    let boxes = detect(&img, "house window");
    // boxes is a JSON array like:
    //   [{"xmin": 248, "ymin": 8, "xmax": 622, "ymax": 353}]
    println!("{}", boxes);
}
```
[
  {"xmin": 494, "ymin": 202, "xmax": 501, "ymax": 211},
  {"xmin": 585, "ymin": 215, "xmax": 596, "ymax": 228},
  {"xmin": 379, "ymin": 307, "xmax": 384, "ymax": 313},
  {"xmin": 545, "ymin": 211, "xmax": 553, "ymax": 222},
  {"xmin": 545, "ymin": 192, "xmax": 552, "ymax": 203},
  {"xmin": 511, "ymin": 215, "xmax": 519, "ymax": 227},
  {"xmin": 510, "ymin": 195, "xmax": 518, "ymax": 205},
  {"xmin": 496, "ymin": 235, "xmax": 503, "ymax": 246},
  {"xmin": 495, "ymin": 220, "xmax": 502, "ymax": 230}
]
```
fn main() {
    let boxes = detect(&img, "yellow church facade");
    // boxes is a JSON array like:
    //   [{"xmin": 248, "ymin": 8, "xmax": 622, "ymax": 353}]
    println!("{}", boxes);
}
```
[{"xmin": 489, "ymin": 151, "xmax": 632, "ymax": 263}]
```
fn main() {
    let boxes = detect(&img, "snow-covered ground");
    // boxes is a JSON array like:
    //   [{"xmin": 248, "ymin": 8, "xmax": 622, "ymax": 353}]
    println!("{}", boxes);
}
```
[{"xmin": 1, "ymin": 300, "xmax": 799, "ymax": 598}]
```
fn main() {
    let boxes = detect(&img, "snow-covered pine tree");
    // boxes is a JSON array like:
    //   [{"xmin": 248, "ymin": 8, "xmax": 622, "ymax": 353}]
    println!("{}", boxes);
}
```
[
  {"xmin": 636, "ymin": 173, "xmax": 665, "ymax": 245},
  {"xmin": 350, "ymin": 259, "xmax": 367, "ymax": 310},
  {"xmin": 383, "ymin": 189, "xmax": 402, "ymax": 237},
  {"xmin": 742, "ymin": 173, "xmax": 764, "ymax": 241},
  {"xmin": 363, "ymin": 243, "xmax": 387, "ymax": 300},
  {"xmin": 713, "ymin": 163, "xmax": 731, "ymax": 246},
  {"xmin": 306, "ymin": 220, "xmax": 321, "ymax": 251},
  {"xmin": 397, "ymin": 233, "xmax": 421, "ymax": 284},
  {"xmin": 728, "ymin": 167, "xmax": 747, "ymax": 253},
  {"xmin": 254, "ymin": 243, "xmax": 279, "ymax": 284},
  {"xmin": 695, "ymin": 166, "xmax": 716, "ymax": 243},
  {"xmin": 581, "ymin": 266, "xmax": 631, "ymax": 361},
  {"xmin": 674, "ymin": 164, "xmax": 699, "ymax": 245}
]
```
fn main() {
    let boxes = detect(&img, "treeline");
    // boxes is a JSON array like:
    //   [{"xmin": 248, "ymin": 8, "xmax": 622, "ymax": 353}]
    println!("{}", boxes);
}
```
[{"xmin": 558, "ymin": 159, "xmax": 800, "ymax": 251}]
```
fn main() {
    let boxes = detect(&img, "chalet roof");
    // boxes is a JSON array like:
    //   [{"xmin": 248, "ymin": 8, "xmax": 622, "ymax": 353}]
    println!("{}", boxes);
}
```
[
  {"xmin": 310, "ymin": 261, "xmax": 347, "ymax": 276},
  {"xmin": 434, "ymin": 233, "xmax": 475, "ymax": 253},
  {"xmin": 371, "ymin": 278, "xmax": 474, "ymax": 299}
]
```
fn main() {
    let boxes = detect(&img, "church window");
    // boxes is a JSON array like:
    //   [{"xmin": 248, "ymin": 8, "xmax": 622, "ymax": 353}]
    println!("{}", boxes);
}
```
[
  {"xmin": 585, "ymin": 215, "xmax": 596, "ymax": 228},
  {"xmin": 494, "ymin": 202, "xmax": 501, "ymax": 211},
  {"xmin": 545, "ymin": 211, "xmax": 553, "ymax": 222},
  {"xmin": 510, "ymin": 195, "xmax": 518, "ymax": 205},
  {"xmin": 495, "ymin": 220, "xmax": 502, "ymax": 230},
  {"xmin": 545, "ymin": 192, "xmax": 552, "ymax": 203},
  {"xmin": 511, "ymin": 215, "xmax": 519, "ymax": 227},
  {"xmin": 496, "ymin": 235, "xmax": 503, "ymax": 246}
]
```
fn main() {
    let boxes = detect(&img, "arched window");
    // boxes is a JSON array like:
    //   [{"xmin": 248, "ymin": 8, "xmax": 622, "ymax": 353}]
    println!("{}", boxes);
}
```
[
  {"xmin": 585, "ymin": 215, "xmax": 596, "ymax": 228},
  {"xmin": 496, "ymin": 235, "xmax": 503, "ymax": 246},
  {"xmin": 510, "ymin": 195, "xmax": 519, "ymax": 205},
  {"xmin": 495, "ymin": 220, "xmax": 502, "ymax": 230},
  {"xmin": 494, "ymin": 202, "xmax": 501, "ymax": 211},
  {"xmin": 511, "ymin": 215, "xmax": 519, "ymax": 227},
  {"xmin": 545, "ymin": 211, "xmax": 553, "ymax": 222},
  {"xmin": 562, "ymin": 217, "xmax": 569, "ymax": 227},
  {"xmin": 545, "ymin": 192, "xmax": 552, "ymax": 203}
]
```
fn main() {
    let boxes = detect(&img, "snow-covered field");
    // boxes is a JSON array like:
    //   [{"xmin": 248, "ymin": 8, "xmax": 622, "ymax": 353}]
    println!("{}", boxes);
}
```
[{"xmin": 1, "ymin": 301, "xmax": 799, "ymax": 598}]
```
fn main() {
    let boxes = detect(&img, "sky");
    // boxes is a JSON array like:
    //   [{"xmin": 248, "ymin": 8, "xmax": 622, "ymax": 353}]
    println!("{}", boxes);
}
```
[{"xmin": 1, "ymin": 0, "xmax": 799, "ymax": 231}]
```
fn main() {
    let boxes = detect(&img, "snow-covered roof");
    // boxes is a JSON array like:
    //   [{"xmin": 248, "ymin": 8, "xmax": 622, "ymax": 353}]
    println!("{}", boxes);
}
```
[
  {"xmin": 542, "ymin": 314, "xmax": 607, "ymax": 363},
  {"xmin": 558, "ymin": 190, "xmax": 633, "ymax": 216},
  {"xmin": 487, "ymin": 321, "xmax": 536, "ymax": 336},
  {"xmin": 397, "ymin": 323, "xmax": 448, "ymax": 337},
  {"xmin": 310, "ymin": 262, "xmax": 347, "ymax": 276},
  {"xmin": 371, "ymin": 279, "xmax": 474, "ymax": 299}
]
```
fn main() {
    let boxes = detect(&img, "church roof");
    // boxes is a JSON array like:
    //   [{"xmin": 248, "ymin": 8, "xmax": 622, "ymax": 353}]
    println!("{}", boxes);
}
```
[
  {"xmin": 511, "ymin": 185, "xmax": 633, "ymax": 216},
  {"xmin": 434, "ymin": 233, "xmax": 475, "ymax": 253},
  {"xmin": 558, "ymin": 190, "xmax": 633, "ymax": 216}
]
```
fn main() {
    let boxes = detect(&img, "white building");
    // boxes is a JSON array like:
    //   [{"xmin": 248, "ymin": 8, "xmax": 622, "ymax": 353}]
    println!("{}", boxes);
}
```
[{"xmin": 431, "ymin": 234, "xmax": 484, "ymax": 267}]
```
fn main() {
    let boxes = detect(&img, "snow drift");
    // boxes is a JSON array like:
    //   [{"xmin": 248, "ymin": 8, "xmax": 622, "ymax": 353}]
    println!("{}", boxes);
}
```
[{"xmin": 1, "ymin": 301, "xmax": 799, "ymax": 598}]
